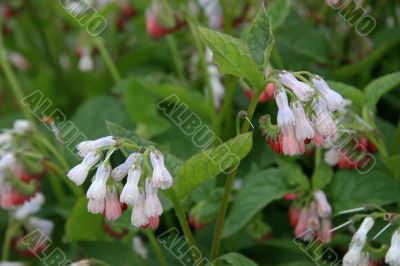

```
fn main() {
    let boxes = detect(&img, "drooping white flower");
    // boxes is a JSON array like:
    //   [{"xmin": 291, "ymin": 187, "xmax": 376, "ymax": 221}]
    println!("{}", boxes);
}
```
[
  {"xmin": 0, "ymin": 132, "xmax": 13, "ymax": 147},
  {"xmin": 150, "ymin": 151, "xmax": 173, "ymax": 190},
  {"xmin": 131, "ymin": 192, "xmax": 148, "ymax": 228},
  {"xmin": 27, "ymin": 217, "xmax": 54, "ymax": 237},
  {"xmin": 78, "ymin": 47, "xmax": 94, "ymax": 72},
  {"xmin": 312, "ymin": 76, "xmax": 344, "ymax": 112},
  {"xmin": 111, "ymin": 153, "xmax": 139, "ymax": 182},
  {"xmin": 324, "ymin": 148, "xmax": 340, "ymax": 166},
  {"xmin": 312, "ymin": 97, "xmax": 336, "ymax": 138},
  {"xmin": 313, "ymin": 190, "xmax": 332, "ymax": 218},
  {"xmin": 276, "ymin": 90, "xmax": 295, "ymax": 128},
  {"xmin": 87, "ymin": 198, "xmax": 105, "ymax": 214},
  {"xmin": 343, "ymin": 217, "xmax": 374, "ymax": 266},
  {"xmin": 385, "ymin": 230, "xmax": 400, "ymax": 266},
  {"xmin": 206, "ymin": 48, "xmax": 225, "ymax": 108},
  {"xmin": 144, "ymin": 180, "xmax": 163, "ymax": 218},
  {"xmin": 86, "ymin": 163, "xmax": 111, "ymax": 200},
  {"xmin": 0, "ymin": 153, "xmax": 16, "ymax": 170},
  {"xmin": 13, "ymin": 120, "xmax": 33, "ymax": 134},
  {"xmin": 133, "ymin": 236, "xmax": 148, "ymax": 259},
  {"xmin": 14, "ymin": 193, "xmax": 45, "ymax": 220},
  {"xmin": 77, "ymin": 136, "xmax": 117, "ymax": 157},
  {"xmin": 291, "ymin": 101, "xmax": 314, "ymax": 141},
  {"xmin": 279, "ymin": 71, "xmax": 314, "ymax": 102},
  {"xmin": 120, "ymin": 166, "xmax": 141, "ymax": 205},
  {"xmin": 67, "ymin": 152, "xmax": 101, "ymax": 186},
  {"xmin": 104, "ymin": 186, "xmax": 122, "ymax": 221}
]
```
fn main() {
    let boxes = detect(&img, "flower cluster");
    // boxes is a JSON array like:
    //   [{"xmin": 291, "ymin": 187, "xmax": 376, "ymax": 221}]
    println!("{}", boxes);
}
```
[
  {"xmin": 260, "ymin": 71, "xmax": 344, "ymax": 156},
  {"xmin": 341, "ymin": 217, "xmax": 400, "ymax": 266},
  {"xmin": 68, "ymin": 136, "xmax": 173, "ymax": 229},
  {"xmin": 289, "ymin": 190, "xmax": 333, "ymax": 243}
]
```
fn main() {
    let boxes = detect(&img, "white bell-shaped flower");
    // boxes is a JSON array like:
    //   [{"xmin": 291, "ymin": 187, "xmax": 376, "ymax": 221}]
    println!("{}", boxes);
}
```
[
  {"xmin": 67, "ymin": 152, "xmax": 101, "ymax": 186},
  {"xmin": 386, "ymin": 230, "xmax": 400, "ymax": 266},
  {"xmin": 279, "ymin": 71, "xmax": 314, "ymax": 102},
  {"xmin": 312, "ymin": 76, "xmax": 344, "ymax": 112},
  {"xmin": 86, "ymin": 163, "xmax": 111, "ymax": 200},
  {"xmin": 111, "ymin": 153, "xmax": 139, "ymax": 182},
  {"xmin": 150, "ymin": 151, "xmax": 173, "ymax": 190},
  {"xmin": 291, "ymin": 101, "xmax": 314, "ymax": 141},
  {"xmin": 120, "ymin": 166, "xmax": 141, "ymax": 205}
]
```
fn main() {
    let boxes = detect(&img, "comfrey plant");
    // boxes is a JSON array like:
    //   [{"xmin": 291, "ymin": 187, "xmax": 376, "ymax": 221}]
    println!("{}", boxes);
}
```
[
  {"xmin": 67, "ymin": 136, "xmax": 173, "ymax": 229},
  {"xmin": 260, "ymin": 72, "xmax": 344, "ymax": 156}
]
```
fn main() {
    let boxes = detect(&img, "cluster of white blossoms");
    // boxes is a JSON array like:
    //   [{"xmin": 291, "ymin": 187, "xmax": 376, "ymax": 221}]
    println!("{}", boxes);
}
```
[
  {"xmin": 67, "ymin": 136, "xmax": 173, "ymax": 229},
  {"xmin": 342, "ymin": 217, "xmax": 400, "ymax": 266},
  {"xmin": 265, "ymin": 71, "xmax": 344, "ymax": 156}
]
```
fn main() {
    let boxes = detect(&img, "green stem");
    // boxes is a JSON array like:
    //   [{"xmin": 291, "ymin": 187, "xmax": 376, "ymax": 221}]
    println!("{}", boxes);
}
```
[
  {"xmin": 34, "ymin": 134, "xmax": 69, "ymax": 171},
  {"xmin": 169, "ymin": 191, "xmax": 202, "ymax": 265},
  {"xmin": 93, "ymin": 38, "xmax": 122, "ymax": 84},
  {"xmin": 166, "ymin": 36, "xmax": 185, "ymax": 81},
  {"xmin": 44, "ymin": 160, "xmax": 82, "ymax": 197},
  {"xmin": 210, "ymin": 92, "xmax": 260, "ymax": 260},
  {"xmin": 2, "ymin": 215, "xmax": 20, "ymax": 261},
  {"xmin": 145, "ymin": 229, "xmax": 169, "ymax": 266},
  {"xmin": 0, "ymin": 23, "xmax": 33, "ymax": 122}
]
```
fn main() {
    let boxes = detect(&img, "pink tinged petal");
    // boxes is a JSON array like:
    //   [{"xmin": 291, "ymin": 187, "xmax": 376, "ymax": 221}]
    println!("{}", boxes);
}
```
[
  {"xmin": 314, "ymin": 190, "xmax": 332, "ymax": 218},
  {"xmin": 131, "ymin": 192, "xmax": 148, "ymax": 228},
  {"xmin": 144, "ymin": 180, "xmax": 163, "ymax": 218},
  {"xmin": 148, "ymin": 216, "xmax": 160, "ymax": 229},
  {"xmin": 87, "ymin": 198, "xmax": 105, "ymax": 214},
  {"xmin": 111, "ymin": 153, "xmax": 140, "ymax": 182},
  {"xmin": 319, "ymin": 218, "xmax": 332, "ymax": 243},
  {"xmin": 104, "ymin": 186, "xmax": 122, "ymax": 221},
  {"xmin": 281, "ymin": 126, "xmax": 301, "ymax": 156}
]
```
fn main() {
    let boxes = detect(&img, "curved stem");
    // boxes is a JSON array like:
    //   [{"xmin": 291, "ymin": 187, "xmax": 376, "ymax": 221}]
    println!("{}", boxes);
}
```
[
  {"xmin": 169, "ymin": 191, "xmax": 202, "ymax": 265},
  {"xmin": 145, "ymin": 229, "xmax": 169, "ymax": 266},
  {"xmin": 93, "ymin": 38, "xmax": 122, "ymax": 84},
  {"xmin": 210, "ymin": 93, "xmax": 259, "ymax": 260},
  {"xmin": 2, "ymin": 215, "xmax": 20, "ymax": 261},
  {"xmin": 166, "ymin": 36, "xmax": 185, "ymax": 81}
]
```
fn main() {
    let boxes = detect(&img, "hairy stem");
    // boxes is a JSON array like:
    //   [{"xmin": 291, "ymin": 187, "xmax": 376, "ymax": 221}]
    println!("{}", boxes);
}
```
[
  {"xmin": 210, "ymin": 92, "xmax": 260, "ymax": 260},
  {"xmin": 145, "ymin": 229, "xmax": 169, "ymax": 266},
  {"xmin": 93, "ymin": 38, "xmax": 122, "ymax": 84}
]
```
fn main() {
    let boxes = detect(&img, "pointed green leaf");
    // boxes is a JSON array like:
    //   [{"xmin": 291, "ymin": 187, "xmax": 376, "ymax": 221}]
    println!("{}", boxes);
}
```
[
  {"xmin": 174, "ymin": 133, "xmax": 253, "ymax": 200},
  {"xmin": 267, "ymin": 0, "xmax": 290, "ymax": 30},
  {"xmin": 215, "ymin": 253, "xmax": 258, "ymax": 266},
  {"xmin": 276, "ymin": 158, "xmax": 310, "ymax": 190},
  {"xmin": 198, "ymin": 27, "xmax": 265, "ymax": 90},
  {"xmin": 312, "ymin": 162, "xmax": 333, "ymax": 190},
  {"xmin": 223, "ymin": 168, "xmax": 291, "ymax": 238},
  {"xmin": 364, "ymin": 71, "xmax": 400, "ymax": 107},
  {"xmin": 65, "ymin": 197, "xmax": 107, "ymax": 242},
  {"xmin": 245, "ymin": 8, "xmax": 275, "ymax": 70}
]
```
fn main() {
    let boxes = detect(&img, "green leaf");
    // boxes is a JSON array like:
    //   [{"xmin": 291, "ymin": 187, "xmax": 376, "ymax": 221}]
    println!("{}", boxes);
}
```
[
  {"xmin": 65, "ymin": 197, "xmax": 107, "ymax": 242},
  {"xmin": 327, "ymin": 169, "xmax": 400, "ymax": 213},
  {"xmin": 174, "ymin": 133, "xmax": 253, "ymax": 200},
  {"xmin": 223, "ymin": 168, "xmax": 291, "ymax": 238},
  {"xmin": 364, "ymin": 71, "xmax": 400, "ymax": 107},
  {"xmin": 106, "ymin": 121, "xmax": 154, "ymax": 147},
  {"xmin": 245, "ymin": 8, "xmax": 274, "ymax": 71},
  {"xmin": 198, "ymin": 27, "xmax": 265, "ymax": 90},
  {"xmin": 312, "ymin": 162, "xmax": 333, "ymax": 190},
  {"xmin": 124, "ymin": 78, "xmax": 170, "ymax": 137},
  {"xmin": 276, "ymin": 158, "xmax": 309, "ymax": 190},
  {"xmin": 327, "ymin": 81, "xmax": 364, "ymax": 107},
  {"xmin": 277, "ymin": 22, "xmax": 328, "ymax": 63},
  {"xmin": 214, "ymin": 253, "xmax": 258, "ymax": 266},
  {"xmin": 266, "ymin": 0, "xmax": 290, "ymax": 30},
  {"xmin": 382, "ymin": 155, "xmax": 400, "ymax": 181}
]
